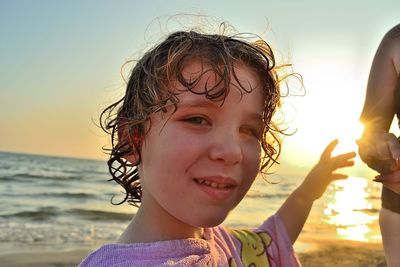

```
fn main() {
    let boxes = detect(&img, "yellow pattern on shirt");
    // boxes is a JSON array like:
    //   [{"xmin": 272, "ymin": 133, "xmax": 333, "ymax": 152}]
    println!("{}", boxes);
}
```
[{"xmin": 229, "ymin": 229, "xmax": 272, "ymax": 267}]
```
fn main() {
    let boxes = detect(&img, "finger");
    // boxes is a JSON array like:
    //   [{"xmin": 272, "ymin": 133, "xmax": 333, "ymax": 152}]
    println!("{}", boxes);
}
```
[
  {"xmin": 376, "ymin": 143, "xmax": 392, "ymax": 160},
  {"xmin": 331, "ymin": 153, "xmax": 356, "ymax": 169},
  {"xmin": 374, "ymin": 171, "xmax": 400, "ymax": 183},
  {"xmin": 333, "ymin": 152, "xmax": 357, "ymax": 161},
  {"xmin": 355, "ymin": 139, "xmax": 362, "ymax": 146},
  {"xmin": 356, "ymin": 137, "xmax": 373, "ymax": 149},
  {"xmin": 376, "ymin": 133, "xmax": 393, "ymax": 160},
  {"xmin": 356, "ymin": 138, "xmax": 373, "ymax": 163},
  {"xmin": 321, "ymin": 139, "xmax": 339, "ymax": 161},
  {"xmin": 331, "ymin": 173, "xmax": 348, "ymax": 180},
  {"xmin": 386, "ymin": 133, "xmax": 400, "ymax": 159},
  {"xmin": 368, "ymin": 158, "xmax": 396, "ymax": 174},
  {"xmin": 335, "ymin": 160, "xmax": 355, "ymax": 168}
]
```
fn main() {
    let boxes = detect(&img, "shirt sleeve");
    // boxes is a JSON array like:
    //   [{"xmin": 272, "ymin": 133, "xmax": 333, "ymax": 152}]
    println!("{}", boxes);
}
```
[{"xmin": 256, "ymin": 214, "xmax": 301, "ymax": 267}]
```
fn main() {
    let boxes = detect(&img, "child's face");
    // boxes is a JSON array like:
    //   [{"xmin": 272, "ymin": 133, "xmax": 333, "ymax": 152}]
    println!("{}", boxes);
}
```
[{"xmin": 136, "ymin": 59, "xmax": 264, "ymax": 229}]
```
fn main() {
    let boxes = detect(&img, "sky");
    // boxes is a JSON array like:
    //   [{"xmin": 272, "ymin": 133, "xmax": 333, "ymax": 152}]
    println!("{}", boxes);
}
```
[{"xmin": 1, "ymin": 0, "xmax": 399, "ymax": 176}]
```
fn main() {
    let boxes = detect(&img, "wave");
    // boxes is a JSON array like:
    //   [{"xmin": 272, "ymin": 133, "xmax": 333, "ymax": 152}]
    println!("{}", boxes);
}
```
[
  {"xmin": 5, "ymin": 173, "xmax": 83, "ymax": 182},
  {"xmin": 246, "ymin": 191, "xmax": 289, "ymax": 199},
  {"xmin": 1, "ymin": 207, "xmax": 132, "ymax": 222},
  {"xmin": 1, "ymin": 192, "xmax": 97, "ymax": 199},
  {"xmin": 59, "ymin": 169, "xmax": 107, "ymax": 176},
  {"xmin": 0, "ymin": 176, "xmax": 25, "ymax": 182},
  {"xmin": 69, "ymin": 208, "xmax": 132, "ymax": 221},
  {"xmin": 1, "ymin": 206, "xmax": 61, "ymax": 221},
  {"xmin": 1, "ymin": 172, "xmax": 109, "ymax": 183},
  {"xmin": 26, "ymin": 173, "xmax": 82, "ymax": 180},
  {"xmin": 48, "ymin": 192, "xmax": 97, "ymax": 198}
]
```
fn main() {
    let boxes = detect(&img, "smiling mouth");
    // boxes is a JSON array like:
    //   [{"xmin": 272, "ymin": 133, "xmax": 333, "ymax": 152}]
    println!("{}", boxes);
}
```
[{"xmin": 194, "ymin": 178, "xmax": 236, "ymax": 189}]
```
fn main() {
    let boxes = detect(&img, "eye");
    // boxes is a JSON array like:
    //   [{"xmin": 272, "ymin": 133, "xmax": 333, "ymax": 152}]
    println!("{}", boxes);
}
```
[
  {"xmin": 183, "ymin": 116, "xmax": 209, "ymax": 125},
  {"xmin": 241, "ymin": 125, "xmax": 262, "ymax": 139}
]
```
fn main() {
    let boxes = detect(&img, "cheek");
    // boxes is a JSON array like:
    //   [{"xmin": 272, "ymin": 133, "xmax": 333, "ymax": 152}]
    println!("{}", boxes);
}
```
[
  {"xmin": 248, "ymin": 142, "xmax": 262, "ymax": 166},
  {"xmin": 243, "ymin": 143, "xmax": 262, "ymax": 180},
  {"xmin": 141, "ymin": 128, "xmax": 203, "ymax": 174},
  {"xmin": 164, "ymin": 130, "xmax": 206, "ymax": 157}
]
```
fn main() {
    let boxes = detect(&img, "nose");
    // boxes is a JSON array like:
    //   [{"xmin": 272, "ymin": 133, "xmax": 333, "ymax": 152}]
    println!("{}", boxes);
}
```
[{"xmin": 208, "ymin": 131, "xmax": 243, "ymax": 165}]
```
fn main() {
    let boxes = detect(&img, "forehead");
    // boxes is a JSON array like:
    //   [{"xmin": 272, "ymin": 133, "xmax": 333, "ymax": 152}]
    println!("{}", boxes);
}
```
[
  {"xmin": 175, "ymin": 58, "xmax": 263, "ymax": 96},
  {"xmin": 168, "ymin": 59, "xmax": 264, "ymax": 113}
]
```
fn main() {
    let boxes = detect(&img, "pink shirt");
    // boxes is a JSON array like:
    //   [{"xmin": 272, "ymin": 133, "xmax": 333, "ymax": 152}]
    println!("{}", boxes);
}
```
[{"xmin": 79, "ymin": 214, "xmax": 301, "ymax": 266}]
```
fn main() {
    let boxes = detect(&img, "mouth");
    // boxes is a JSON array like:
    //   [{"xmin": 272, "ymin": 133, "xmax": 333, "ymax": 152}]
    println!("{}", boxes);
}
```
[
  {"xmin": 193, "ymin": 176, "xmax": 238, "ymax": 200},
  {"xmin": 194, "ymin": 178, "xmax": 236, "ymax": 189}
]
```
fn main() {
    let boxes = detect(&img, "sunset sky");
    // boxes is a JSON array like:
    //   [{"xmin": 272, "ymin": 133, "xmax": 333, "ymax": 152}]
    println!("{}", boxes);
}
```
[{"xmin": 1, "ymin": 0, "xmax": 399, "ymax": 176}]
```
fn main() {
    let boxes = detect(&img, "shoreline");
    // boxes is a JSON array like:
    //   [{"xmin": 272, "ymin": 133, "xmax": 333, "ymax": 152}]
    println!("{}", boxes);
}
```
[{"xmin": 0, "ymin": 239, "xmax": 385, "ymax": 267}]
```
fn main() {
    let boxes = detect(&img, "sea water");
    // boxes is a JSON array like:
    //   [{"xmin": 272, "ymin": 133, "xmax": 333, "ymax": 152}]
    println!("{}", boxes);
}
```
[{"xmin": 0, "ymin": 151, "xmax": 382, "ymax": 254}]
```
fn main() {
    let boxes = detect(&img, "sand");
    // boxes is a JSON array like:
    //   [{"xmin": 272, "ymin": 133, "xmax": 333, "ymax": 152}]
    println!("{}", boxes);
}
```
[
  {"xmin": 0, "ymin": 240, "xmax": 386, "ymax": 267},
  {"xmin": 0, "ymin": 249, "xmax": 90, "ymax": 267},
  {"xmin": 297, "ymin": 239, "xmax": 386, "ymax": 267}
]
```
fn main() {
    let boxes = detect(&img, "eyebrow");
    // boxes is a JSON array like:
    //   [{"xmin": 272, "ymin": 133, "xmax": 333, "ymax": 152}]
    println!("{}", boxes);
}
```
[
  {"xmin": 178, "ymin": 99, "xmax": 264, "ymax": 121},
  {"xmin": 178, "ymin": 99, "xmax": 217, "ymax": 109}
]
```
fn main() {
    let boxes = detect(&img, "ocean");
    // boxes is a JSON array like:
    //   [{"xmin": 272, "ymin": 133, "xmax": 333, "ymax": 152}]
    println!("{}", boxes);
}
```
[{"xmin": 0, "ymin": 151, "xmax": 382, "ymax": 255}]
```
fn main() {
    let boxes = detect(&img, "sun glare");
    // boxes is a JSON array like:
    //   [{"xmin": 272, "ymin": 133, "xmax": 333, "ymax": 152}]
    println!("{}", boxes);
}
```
[
  {"xmin": 332, "ymin": 120, "xmax": 365, "ymax": 155},
  {"xmin": 323, "ymin": 176, "xmax": 380, "ymax": 242},
  {"xmin": 281, "ymin": 76, "xmax": 366, "ymax": 162}
]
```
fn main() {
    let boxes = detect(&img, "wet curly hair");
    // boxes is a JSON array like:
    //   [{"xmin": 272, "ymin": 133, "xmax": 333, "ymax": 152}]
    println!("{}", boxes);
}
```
[{"xmin": 101, "ymin": 29, "xmax": 286, "ymax": 206}]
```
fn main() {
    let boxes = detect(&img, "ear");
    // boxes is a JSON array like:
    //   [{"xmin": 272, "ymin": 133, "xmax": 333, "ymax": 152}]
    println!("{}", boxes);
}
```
[{"xmin": 117, "ymin": 121, "xmax": 142, "ymax": 164}]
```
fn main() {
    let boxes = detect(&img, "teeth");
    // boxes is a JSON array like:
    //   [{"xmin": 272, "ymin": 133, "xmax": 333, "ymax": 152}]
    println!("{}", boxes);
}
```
[{"xmin": 197, "ymin": 179, "xmax": 230, "ymax": 189}]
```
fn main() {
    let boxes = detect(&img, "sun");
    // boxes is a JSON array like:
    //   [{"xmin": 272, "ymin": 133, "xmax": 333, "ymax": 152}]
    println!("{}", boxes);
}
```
[
  {"xmin": 278, "ymin": 67, "xmax": 367, "ymax": 162},
  {"xmin": 281, "ymin": 102, "xmax": 364, "ymax": 158},
  {"xmin": 331, "ymin": 120, "xmax": 365, "ymax": 155}
]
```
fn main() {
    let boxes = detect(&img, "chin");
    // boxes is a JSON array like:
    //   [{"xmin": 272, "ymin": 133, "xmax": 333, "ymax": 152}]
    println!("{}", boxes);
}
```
[{"xmin": 191, "ymin": 213, "xmax": 229, "ymax": 228}]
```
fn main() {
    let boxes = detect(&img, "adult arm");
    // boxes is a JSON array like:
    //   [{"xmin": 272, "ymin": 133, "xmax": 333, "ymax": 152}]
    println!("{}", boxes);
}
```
[
  {"xmin": 360, "ymin": 25, "xmax": 400, "ymax": 130},
  {"xmin": 358, "ymin": 24, "xmax": 400, "ymax": 192}
]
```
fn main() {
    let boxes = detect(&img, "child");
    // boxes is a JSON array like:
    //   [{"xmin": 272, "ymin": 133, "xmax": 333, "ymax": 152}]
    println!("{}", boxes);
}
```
[{"xmin": 79, "ymin": 29, "xmax": 356, "ymax": 266}]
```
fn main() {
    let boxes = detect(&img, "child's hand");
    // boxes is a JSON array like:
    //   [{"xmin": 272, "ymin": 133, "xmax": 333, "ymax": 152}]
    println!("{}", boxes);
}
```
[
  {"xmin": 300, "ymin": 139, "xmax": 356, "ymax": 201},
  {"xmin": 278, "ymin": 139, "xmax": 356, "ymax": 244}
]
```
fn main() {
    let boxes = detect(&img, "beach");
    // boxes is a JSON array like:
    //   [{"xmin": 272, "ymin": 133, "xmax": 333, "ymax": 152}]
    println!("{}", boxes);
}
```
[
  {"xmin": 297, "ymin": 238, "xmax": 385, "ymax": 267},
  {"xmin": 0, "ymin": 239, "xmax": 385, "ymax": 267},
  {"xmin": 0, "ymin": 249, "xmax": 89, "ymax": 267},
  {"xmin": 0, "ymin": 152, "xmax": 385, "ymax": 266}
]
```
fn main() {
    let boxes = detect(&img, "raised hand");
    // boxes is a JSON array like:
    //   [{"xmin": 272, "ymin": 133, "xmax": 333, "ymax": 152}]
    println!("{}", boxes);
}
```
[
  {"xmin": 300, "ymin": 139, "xmax": 356, "ymax": 201},
  {"xmin": 278, "ymin": 139, "xmax": 356, "ymax": 243}
]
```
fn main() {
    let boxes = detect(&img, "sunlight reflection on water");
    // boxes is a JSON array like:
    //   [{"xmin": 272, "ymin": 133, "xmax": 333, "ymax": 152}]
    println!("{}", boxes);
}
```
[{"xmin": 324, "ymin": 176, "xmax": 380, "ymax": 242}]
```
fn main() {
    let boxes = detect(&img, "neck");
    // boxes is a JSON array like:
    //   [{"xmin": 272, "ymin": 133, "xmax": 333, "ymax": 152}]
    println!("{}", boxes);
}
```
[{"xmin": 118, "ymin": 199, "xmax": 204, "ymax": 244}]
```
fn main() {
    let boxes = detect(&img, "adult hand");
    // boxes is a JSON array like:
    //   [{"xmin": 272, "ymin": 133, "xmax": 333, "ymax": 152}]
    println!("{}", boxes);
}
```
[{"xmin": 357, "ymin": 132, "xmax": 400, "ymax": 174}]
